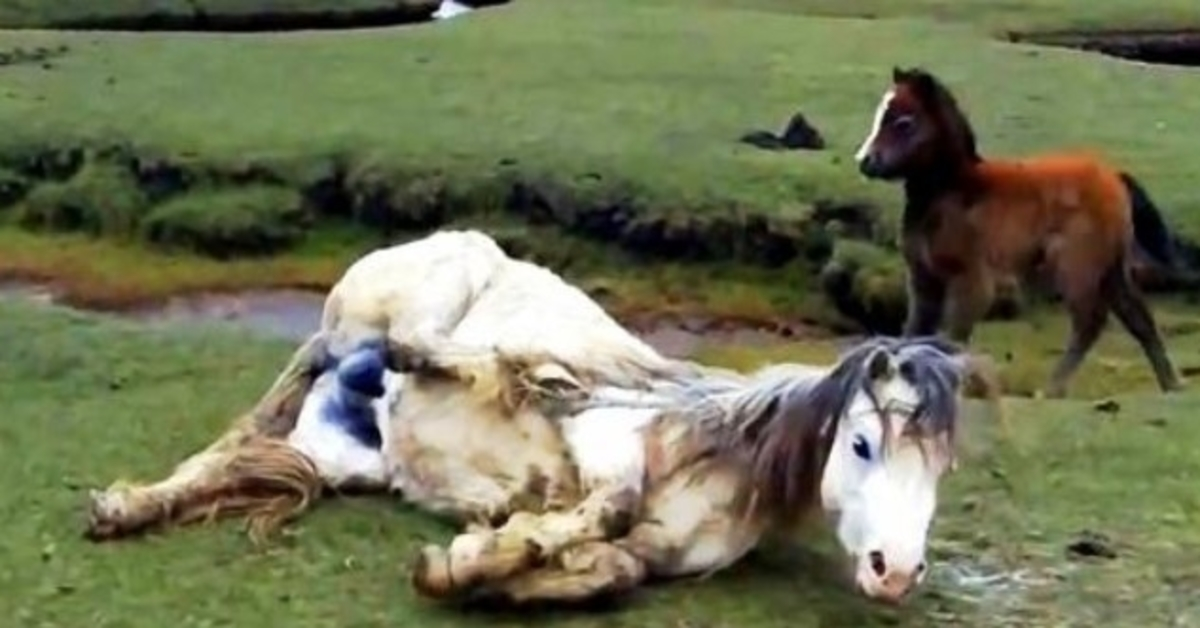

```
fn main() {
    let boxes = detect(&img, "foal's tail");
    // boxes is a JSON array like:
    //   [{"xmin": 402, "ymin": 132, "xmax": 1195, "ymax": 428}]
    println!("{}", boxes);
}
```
[{"xmin": 1119, "ymin": 171, "xmax": 1200, "ymax": 285}]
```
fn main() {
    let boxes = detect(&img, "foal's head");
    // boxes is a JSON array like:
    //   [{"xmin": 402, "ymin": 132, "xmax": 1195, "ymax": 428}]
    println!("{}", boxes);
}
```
[
  {"xmin": 765, "ymin": 337, "xmax": 982, "ymax": 605},
  {"xmin": 854, "ymin": 67, "xmax": 979, "ymax": 182}
]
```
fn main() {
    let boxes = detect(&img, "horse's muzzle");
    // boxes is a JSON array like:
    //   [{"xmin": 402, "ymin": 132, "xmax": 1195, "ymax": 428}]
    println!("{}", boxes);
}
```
[{"xmin": 857, "ymin": 154, "xmax": 886, "ymax": 179}]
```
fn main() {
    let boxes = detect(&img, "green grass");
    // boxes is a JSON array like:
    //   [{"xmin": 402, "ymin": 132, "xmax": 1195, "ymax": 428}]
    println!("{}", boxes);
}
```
[
  {"xmin": 662, "ymin": 0, "xmax": 1200, "ymax": 32},
  {"xmin": 1, "ymin": 0, "xmax": 1200, "ymax": 327},
  {"xmin": 4, "ymin": 2, "xmax": 1200, "ymax": 625},
  {"xmin": 4, "ymin": 300, "xmax": 1200, "ymax": 627},
  {"xmin": 5, "ymin": 0, "xmax": 1200, "ymax": 223}
]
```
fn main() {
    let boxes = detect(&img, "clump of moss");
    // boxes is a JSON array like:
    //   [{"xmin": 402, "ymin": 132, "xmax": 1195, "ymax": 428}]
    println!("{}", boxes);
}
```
[
  {"xmin": 141, "ymin": 185, "xmax": 311, "ymax": 258},
  {"xmin": 14, "ymin": 161, "xmax": 150, "ymax": 238},
  {"xmin": 0, "ymin": 167, "xmax": 31, "ymax": 207},
  {"xmin": 819, "ymin": 239, "xmax": 908, "ymax": 334}
]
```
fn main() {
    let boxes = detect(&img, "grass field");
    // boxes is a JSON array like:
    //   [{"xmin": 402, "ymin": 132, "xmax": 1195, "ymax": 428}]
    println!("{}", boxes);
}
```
[
  {"xmin": 3, "ymin": 300, "xmax": 1200, "ymax": 627},
  {"xmin": 1, "ymin": 0, "xmax": 1200, "ymax": 326},
  {"xmin": 4, "ymin": 1, "xmax": 1200, "ymax": 625}
]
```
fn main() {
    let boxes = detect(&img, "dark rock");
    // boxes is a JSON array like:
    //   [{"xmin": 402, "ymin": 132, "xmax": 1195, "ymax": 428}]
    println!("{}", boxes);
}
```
[
  {"xmin": 738, "ymin": 111, "xmax": 826, "ymax": 151},
  {"xmin": 1066, "ymin": 530, "xmax": 1118, "ymax": 560},
  {"xmin": 778, "ymin": 112, "xmax": 826, "ymax": 150}
]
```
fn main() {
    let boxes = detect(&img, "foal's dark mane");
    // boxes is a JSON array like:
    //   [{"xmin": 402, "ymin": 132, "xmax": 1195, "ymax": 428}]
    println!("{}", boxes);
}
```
[{"xmin": 736, "ymin": 335, "xmax": 966, "ymax": 517}]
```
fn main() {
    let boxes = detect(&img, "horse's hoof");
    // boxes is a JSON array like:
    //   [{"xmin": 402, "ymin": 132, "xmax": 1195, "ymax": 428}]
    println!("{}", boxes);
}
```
[
  {"xmin": 84, "ymin": 489, "xmax": 128, "ymax": 541},
  {"xmin": 411, "ymin": 545, "xmax": 456, "ymax": 599}
]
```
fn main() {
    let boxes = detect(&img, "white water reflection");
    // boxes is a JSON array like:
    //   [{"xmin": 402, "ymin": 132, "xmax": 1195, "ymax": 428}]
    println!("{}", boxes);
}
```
[{"xmin": 433, "ymin": 0, "xmax": 475, "ymax": 20}]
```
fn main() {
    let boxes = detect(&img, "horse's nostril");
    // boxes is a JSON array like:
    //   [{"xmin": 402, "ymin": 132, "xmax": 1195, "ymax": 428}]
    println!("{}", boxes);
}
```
[
  {"xmin": 868, "ymin": 550, "xmax": 887, "ymax": 577},
  {"xmin": 916, "ymin": 561, "xmax": 927, "ymax": 575}
]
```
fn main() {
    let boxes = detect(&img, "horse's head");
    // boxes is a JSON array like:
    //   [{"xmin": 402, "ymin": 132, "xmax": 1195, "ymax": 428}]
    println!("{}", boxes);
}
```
[
  {"xmin": 815, "ymin": 337, "xmax": 989, "ymax": 605},
  {"xmin": 854, "ymin": 66, "xmax": 979, "ymax": 182}
]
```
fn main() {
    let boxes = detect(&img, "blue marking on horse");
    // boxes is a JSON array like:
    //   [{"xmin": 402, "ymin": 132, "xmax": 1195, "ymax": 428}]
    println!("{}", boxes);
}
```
[{"xmin": 318, "ymin": 342, "xmax": 390, "ymax": 450}]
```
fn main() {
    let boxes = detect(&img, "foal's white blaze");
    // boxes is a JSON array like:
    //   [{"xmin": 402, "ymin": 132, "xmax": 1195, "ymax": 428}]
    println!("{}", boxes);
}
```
[
  {"xmin": 854, "ymin": 89, "xmax": 895, "ymax": 164},
  {"xmin": 559, "ymin": 406, "xmax": 658, "ymax": 492},
  {"xmin": 820, "ymin": 371, "xmax": 943, "ymax": 604}
]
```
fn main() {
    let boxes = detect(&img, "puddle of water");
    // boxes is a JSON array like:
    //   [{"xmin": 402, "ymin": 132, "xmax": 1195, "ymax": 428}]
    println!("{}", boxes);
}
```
[
  {"xmin": 0, "ymin": 281, "xmax": 807, "ymax": 358},
  {"xmin": 433, "ymin": 0, "xmax": 475, "ymax": 20},
  {"xmin": 123, "ymin": 290, "xmax": 326, "ymax": 343}
]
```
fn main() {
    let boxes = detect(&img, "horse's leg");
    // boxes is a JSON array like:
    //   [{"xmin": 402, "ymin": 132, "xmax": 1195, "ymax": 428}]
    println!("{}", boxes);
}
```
[
  {"xmin": 943, "ymin": 268, "xmax": 995, "ymax": 344},
  {"xmin": 1045, "ymin": 278, "xmax": 1109, "ymax": 399},
  {"xmin": 482, "ymin": 465, "xmax": 762, "ymax": 606},
  {"xmin": 411, "ymin": 483, "xmax": 638, "ymax": 599},
  {"xmin": 902, "ymin": 258, "xmax": 948, "ymax": 337},
  {"xmin": 1105, "ymin": 263, "xmax": 1182, "ymax": 392},
  {"xmin": 85, "ymin": 334, "xmax": 329, "ymax": 542},
  {"xmin": 481, "ymin": 540, "xmax": 648, "ymax": 604}
]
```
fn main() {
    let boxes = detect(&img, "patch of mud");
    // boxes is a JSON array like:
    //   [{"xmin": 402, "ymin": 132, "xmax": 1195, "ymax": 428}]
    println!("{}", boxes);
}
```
[
  {"xmin": 1010, "ymin": 29, "xmax": 1200, "ymax": 67},
  {"xmin": 0, "ymin": 281, "xmax": 809, "ymax": 358}
]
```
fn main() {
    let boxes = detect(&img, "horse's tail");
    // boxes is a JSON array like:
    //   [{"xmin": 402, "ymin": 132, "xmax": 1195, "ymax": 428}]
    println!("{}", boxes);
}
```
[
  {"xmin": 1122, "ymin": 171, "xmax": 1177, "ymax": 267},
  {"xmin": 1120, "ymin": 171, "xmax": 1200, "ymax": 284}
]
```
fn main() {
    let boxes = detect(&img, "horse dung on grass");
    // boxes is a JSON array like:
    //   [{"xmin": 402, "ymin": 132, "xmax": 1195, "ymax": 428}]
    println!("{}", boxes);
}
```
[
  {"xmin": 83, "ymin": 229, "xmax": 1003, "ymax": 608},
  {"xmin": 853, "ymin": 66, "xmax": 1187, "ymax": 398}
]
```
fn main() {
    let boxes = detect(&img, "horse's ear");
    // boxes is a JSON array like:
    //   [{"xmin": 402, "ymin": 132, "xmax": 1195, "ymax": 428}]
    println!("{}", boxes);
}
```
[
  {"xmin": 892, "ymin": 66, "xmax": 906, "ymax": 82},
  {"xmin": 867, "ymin": 349, "xmax": 895, "ymax": 381}
]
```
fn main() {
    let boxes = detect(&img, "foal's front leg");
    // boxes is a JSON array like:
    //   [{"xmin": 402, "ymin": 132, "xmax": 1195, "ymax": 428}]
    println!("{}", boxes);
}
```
[
  {"xmin": 85, "ymin": 334, "xmax": 329, "ymax": 542},
  {"xmin": 902, "ymin": 260, "xmax": 948, "ymax": 337},
  {"xmin": 943, "ymin": 268, "xmax": 995, "ymax": 344}
]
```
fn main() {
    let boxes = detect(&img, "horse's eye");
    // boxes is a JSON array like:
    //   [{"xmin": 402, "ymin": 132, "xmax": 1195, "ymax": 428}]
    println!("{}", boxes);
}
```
[
  {"xmin": 852, "ymin": 435, "xmax": 872, "ymax": 461},
  {"xmin": 892, "ymin": 116, "xmax": 916, "ymax": 135}
]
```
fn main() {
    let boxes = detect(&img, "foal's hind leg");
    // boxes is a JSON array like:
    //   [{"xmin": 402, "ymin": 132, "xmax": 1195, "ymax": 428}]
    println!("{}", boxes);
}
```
[
  {"xmin": 1106, "ymin": 265, "xmax": 1182, "ymax": 392},
  {"xmin": 85, "ymin": 334, "xmax": 329, "ymax": 541},
  {"xmin": 943, "ymin": 268, "xmax": 995, "ymax": 344},
  {"xmin": 1046, "ymin": 281, "xmax": 1109, "ymax": 399}
]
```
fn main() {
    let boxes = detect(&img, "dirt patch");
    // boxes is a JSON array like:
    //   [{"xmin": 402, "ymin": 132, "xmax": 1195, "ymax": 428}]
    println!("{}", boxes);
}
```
[{"xmin": 1009, "ymin": 29, "xmax": 1200, "ymax": 66}]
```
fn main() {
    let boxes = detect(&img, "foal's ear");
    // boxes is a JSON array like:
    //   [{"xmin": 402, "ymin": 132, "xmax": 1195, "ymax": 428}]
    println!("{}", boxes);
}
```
[
  {"xmin": 892, "ymin": 66, "xmax": 906, "ymax": 82},
  {"xmin": 867, "ymin": 349, "xmax": 895, "ymax": 381}
]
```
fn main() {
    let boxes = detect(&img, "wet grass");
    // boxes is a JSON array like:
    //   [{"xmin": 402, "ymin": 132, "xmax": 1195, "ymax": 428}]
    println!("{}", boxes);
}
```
[{"xmin": 3, "ymin": 299, "xmax": 1200, "ymax": 627}]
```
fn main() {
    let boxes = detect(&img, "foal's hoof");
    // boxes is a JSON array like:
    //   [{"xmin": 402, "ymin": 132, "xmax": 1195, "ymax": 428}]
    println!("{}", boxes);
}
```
[{"xmin": 411, "ymin": 545, "xmax": 456, "ymax": 599}]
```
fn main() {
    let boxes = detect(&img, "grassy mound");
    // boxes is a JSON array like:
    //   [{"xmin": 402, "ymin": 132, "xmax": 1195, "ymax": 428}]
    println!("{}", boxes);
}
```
[
  {"xmin": 4, "ymin": 300, "xmax": 1200, "ymax": 626},
  {"xmin": 141, "ymin": 186, "xmax": 311, "ymax": 258},
  {"xmin": 2, "ymin": 0, "xmax": 1200, "ymax": 329}
]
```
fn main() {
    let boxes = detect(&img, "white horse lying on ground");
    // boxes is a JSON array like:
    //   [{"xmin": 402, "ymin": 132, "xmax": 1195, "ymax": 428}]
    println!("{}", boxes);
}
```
[{"xmin": 84, "ymin": 229, "xmax": 1003, "ymax": 607}]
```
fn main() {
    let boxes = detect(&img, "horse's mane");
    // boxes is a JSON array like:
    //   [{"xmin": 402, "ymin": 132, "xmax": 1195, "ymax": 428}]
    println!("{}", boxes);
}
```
[
  {"xmin": 690, "ymin": 335, "xmax": 969, "ymax": 518},
  {"xmin": 894, "ymin": 66, "xmax": 981, "ymax": 164}
]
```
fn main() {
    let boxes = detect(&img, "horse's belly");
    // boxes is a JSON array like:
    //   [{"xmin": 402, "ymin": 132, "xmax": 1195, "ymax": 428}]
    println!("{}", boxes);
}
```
[
  {"xmin": 560, "ymin": 406, "xmax": 658, "ymax": 492},
  {"xmin": 387, "ymin": 391, "xmax": 579, "ymax": 518}
]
